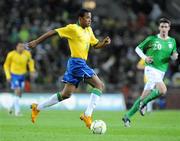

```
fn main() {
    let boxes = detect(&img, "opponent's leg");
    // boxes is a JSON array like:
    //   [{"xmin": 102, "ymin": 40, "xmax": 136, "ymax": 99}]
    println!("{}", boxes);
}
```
[
  {"xmin": 122, "ymin": 97, "xmax": 141, "ymax": 127},
  {"xmin": 122, "ymin": 89, "xmax": 150, "ymax": 126},
  {"xmin": 139, "ymin": 82, "xmax": 166, "ymax": 115}
]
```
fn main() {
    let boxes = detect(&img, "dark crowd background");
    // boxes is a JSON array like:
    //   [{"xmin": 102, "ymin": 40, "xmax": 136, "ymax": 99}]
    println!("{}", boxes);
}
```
[{"xmin": 0, "ymin": 0, "xmax": 180, "ymax": 100}]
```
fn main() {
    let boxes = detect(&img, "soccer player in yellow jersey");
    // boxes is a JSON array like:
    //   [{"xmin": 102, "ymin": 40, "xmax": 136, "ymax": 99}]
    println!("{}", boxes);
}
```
[
  {"xmin": 28, "ymin": 9, "xmax": 111, "ymax": 128},
  {"xmin": 3, "ymin": 43, "xmax": 35, "ymax": 116}
]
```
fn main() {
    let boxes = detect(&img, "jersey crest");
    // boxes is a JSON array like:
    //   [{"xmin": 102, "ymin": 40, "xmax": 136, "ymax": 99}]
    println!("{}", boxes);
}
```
[{"xmin": 168, "ymin": 42, "xmax": 173, "ymax": 48}]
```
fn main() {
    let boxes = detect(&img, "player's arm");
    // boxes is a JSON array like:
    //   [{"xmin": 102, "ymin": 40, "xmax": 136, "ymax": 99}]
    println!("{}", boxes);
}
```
[
  {"xmin": 27, "ymin": 52, "xmax": 36, "ymax": 79},
  {"xmin": 171, "ymin": 52, "xmax": 178, "ymax": 60},
  {"xmin": 28, "ymin": 30, "xmax": 57, "ymax": 48},
  {"xmin": 28, "ymin": 57, "xmax": 35, "ymax": 73},
  {"xmin": 94, "ymin": 36, "xmax": 111, "ymax": 49},
  {"xmin": 171, "ymin": 39, "xmax": 178, "ymax": 60},
  {"xmin": 135, "ymin": 36, "xmax": 153, "ymax": 64},
  {"xmin": 28, "ymin": 59, "xmax": 36, "ymax": 80},
  {"xmin": 3, "ymin": 53, "xmax": 12, "ymax": 81},
  {"xmin": 135, "ymin": 47, "xmax": 153, "ymax": 63}
]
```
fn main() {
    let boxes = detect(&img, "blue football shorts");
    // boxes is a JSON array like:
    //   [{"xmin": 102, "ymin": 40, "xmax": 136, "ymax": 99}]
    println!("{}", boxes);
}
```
[
  {"xmin": 11, "ymin": 73, "xmax": 25, "ymax": 89},
  {"xmin": 62, "ymin": 58, "xmax": 96, "ymax": 87}
]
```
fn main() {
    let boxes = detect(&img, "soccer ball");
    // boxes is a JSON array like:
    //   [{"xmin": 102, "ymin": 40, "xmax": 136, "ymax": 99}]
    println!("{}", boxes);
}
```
[{"xmin": 90, "ymin": 120, "xmax": 107, "ymax": 134}]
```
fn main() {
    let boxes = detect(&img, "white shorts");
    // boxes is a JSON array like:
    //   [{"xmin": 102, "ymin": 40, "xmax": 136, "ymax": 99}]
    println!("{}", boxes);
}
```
[{"xmin": 144, "ymin": 66, "xmax": 165, "ymax": 90}]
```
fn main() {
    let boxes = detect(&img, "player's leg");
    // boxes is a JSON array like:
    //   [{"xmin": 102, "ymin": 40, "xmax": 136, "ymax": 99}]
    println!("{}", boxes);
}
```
[
  {"xmin": 37, "ymin": 84, "xmax": 76, "ymax": 110},
  {"xmin": 10, "ymin": 74, "xmax": 23, "ymax": 116},
  {"xmin": 31, "ymin": 83, "xmax": 76, "ymax": 123},
  {"xmin": 138, "ymin": 66, "xmax": 159, "ymax": 115},
  {"xmin": 122, "ymin": 90, "xmax": 150, "ymax": 127},
  {"xmin": 139, "ymin": 67, "xmax": 166, "ymax": 114},
  {"xmin": 31, "ymin": 57, "xmax": 80, "ymax": 123},
  {"xmin": 84, "ymin": 75, "xmax": 104, "ymax": 116},
  {"xmin": 138, "ymin": 81, "xmax": 155, "ymax": 116},
  {"xmin": 80, "ymin": 75, "xmax": 104, "ymax": 128},
  {"xmin": 140, "ymin": 82, "xmax": 167, "ymax": 108},
  {"xmin": 122, "ymin": 66, "xmax": 155, "ymax": 126},
  {"xmin": 14, "ymin": 88, "xmax": 22, "ymax": 116},
  {"xmin": 128, "ymin": 90, "xmax": 150, "ymax": 117}
]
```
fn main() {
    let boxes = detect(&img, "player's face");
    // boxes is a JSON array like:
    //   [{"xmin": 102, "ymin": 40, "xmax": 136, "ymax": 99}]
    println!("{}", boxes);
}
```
[
  {"xmin": 80, "ymin": 12, "xmax": 92, "ymax": 28},
  {"xmin": 16, "ymin": 43, "xmax": 24, "ymax": 53},
  {"xmin": 159, "ymin": 23, "xmax": 170, "ymax": 36}
]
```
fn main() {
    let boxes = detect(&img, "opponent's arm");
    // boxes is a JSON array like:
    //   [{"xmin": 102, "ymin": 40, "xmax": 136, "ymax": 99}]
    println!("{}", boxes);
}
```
[
  {"xmin": 135, "ymin": 47, "xmax": 153, "ymax": 64},
  {"xmin": 135, "ymin": 36, "xmax": 153, "ymax": 63},
  {"xmin": 28, "ymin": 30, "xmax": 57, "ymax": 48},
  {"xmin": 94, "ymin": 36, "xmax": 111, "ymax": 49}
]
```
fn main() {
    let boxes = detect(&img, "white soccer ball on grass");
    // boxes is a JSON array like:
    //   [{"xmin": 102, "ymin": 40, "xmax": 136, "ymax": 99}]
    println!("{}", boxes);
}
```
[{"xmin": 90, "ymin": 120, "xmax": 107, "ymax": 134}]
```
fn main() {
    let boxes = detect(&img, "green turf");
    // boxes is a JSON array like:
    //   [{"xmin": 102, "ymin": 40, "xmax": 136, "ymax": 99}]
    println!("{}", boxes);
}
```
[{"xmin": 0, "ymin": 109, "xmax": 180, "ymax": 141}]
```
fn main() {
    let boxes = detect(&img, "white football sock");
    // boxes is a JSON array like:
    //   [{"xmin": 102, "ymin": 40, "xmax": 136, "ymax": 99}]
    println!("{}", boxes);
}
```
[
  {"xmin": 85, "ymin": 93, "xmax": 100, "ymax": 117},
  {"xmin": 14, "ymin": 96, "xmax": 20, "ymax": 116},
  {"xmin": 37, "ymin": 94, "xmax": 59, "ymax": 110}
]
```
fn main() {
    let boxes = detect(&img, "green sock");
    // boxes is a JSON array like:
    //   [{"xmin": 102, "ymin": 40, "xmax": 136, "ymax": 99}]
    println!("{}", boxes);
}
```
[
  {"xmin": 125, "ymin": 97, "xmax": 141, "ymax": 119},
  {"xmin": 57, "ymin": 92, "xmax": 63, "ymax": 101},
  {"xmin": 142, "ymin": 89, "xmax": 160, "ymax": 105}
]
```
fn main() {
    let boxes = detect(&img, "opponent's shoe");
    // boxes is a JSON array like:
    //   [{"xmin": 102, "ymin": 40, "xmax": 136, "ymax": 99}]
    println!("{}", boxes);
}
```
[
  {"xmin": 31, "ymin": 103, "xmax": 40, "ymax": 123},
  {"xmin": 122, "ymin": 116, "xmax": 131, "ymax": 127},
  {"xmin": 80, "ymin": 113, "xmax": 92, "ymax": 129},
  {"xmin": 139, "ymin": 102, "xmax": 147, "ymax": 116}
]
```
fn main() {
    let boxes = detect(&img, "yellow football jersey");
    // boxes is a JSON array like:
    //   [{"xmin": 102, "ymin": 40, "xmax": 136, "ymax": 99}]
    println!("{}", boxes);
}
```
[
  {"xmin": 3, "ymin": 50, "xmax": 35, "ymax": 79},
  {"xmin": 55, "ymin": 24, "xmax": 99, "ymax": 60}
]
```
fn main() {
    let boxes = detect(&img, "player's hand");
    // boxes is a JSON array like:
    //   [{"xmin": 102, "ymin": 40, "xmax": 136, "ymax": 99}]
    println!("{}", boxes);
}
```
[
  {"xmin": 103, "ymin": 36, "xmax": 111, "ymax": 45},
  {"xmin": 171, "ymin": 52, "xmax": 178, "ymax": 60},
  {"xmin": 145, "ymin": 56, "xmax": 153, "ymax": 64},
  {"xmin": 28, "ymin": 40, "xmax": 38, "ymax": 48}
]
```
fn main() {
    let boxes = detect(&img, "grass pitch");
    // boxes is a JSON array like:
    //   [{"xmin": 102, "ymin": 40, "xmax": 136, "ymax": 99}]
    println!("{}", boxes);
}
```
[{"xmin": 0, "ymin": 109, "xmax": 180, "ymax": 141}]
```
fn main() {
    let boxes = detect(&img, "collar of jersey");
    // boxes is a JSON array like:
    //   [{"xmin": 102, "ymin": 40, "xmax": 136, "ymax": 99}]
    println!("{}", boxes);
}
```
[{"xmin": 157, "ymin": 34, "xmax": 169, "ymax": 40}]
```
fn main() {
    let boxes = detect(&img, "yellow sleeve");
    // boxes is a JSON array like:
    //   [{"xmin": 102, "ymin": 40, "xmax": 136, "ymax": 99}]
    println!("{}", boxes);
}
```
[
  {"xmin": 55, "ymin": 24, "xmax": 75, "ymax": 39},
  {"xmin": 89, "ymin": 27, "xmax": 99, "ymax": 46},
  {"xmin": 3, "ymin": 52, "xmax": 12, "ymax": 79},
  {"xmin": 27, "ymin": 52, "xmax": 35, "ymax": 72}
]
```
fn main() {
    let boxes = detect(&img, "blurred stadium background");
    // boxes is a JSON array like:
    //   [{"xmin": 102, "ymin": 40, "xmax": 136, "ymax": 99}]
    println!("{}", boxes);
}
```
[{"xmin": 0, "ymin": 0, "xmax": 180, "ymax": 111}]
